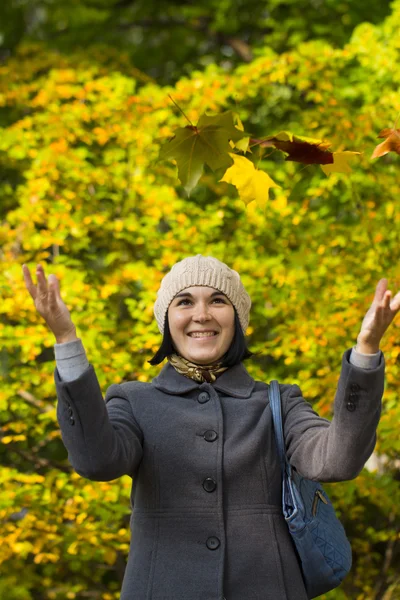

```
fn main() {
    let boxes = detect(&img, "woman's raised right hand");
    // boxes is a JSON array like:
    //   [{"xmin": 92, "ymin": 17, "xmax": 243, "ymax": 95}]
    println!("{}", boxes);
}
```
[{"xmin": 22, "ymin": 263, "xmax": 78, "ymax": 343}]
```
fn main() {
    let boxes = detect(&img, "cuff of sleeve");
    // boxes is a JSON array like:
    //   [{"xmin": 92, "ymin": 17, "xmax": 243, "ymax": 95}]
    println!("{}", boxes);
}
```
[
  {"xmin": 54, "ymin": 338, "xmax": 86, "ymax": 360},
  {"xmin": 54, "ymin": 338, "xmax": 90, "ymax": 382},
  {"xmin": 350, "ymin": 346, "xmax": 381, "ymax": 370}
]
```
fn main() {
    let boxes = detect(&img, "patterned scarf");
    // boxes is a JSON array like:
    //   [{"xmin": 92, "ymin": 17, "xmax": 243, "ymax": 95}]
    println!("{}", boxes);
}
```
[{"xmin": 167, "ymin": 353, "xmax": 229, "ymax": 383}]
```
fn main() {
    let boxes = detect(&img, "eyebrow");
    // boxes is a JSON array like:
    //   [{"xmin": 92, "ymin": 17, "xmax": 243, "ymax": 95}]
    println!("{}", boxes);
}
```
[{"xmin": 174, "ymin": 291, "xmax": 227, "ymax": 299}]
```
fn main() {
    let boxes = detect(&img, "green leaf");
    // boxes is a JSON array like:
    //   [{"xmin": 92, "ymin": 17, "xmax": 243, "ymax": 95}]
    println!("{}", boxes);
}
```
[{"xmin": 157, "ymin": 110, "xmax": 249, "ymax": 195}]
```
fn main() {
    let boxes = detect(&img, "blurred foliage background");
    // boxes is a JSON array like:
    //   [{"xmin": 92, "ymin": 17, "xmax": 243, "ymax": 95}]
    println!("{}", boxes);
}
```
[{"xmin": 0, "ymin": 1, "xmax": 399, "ymax": 599}]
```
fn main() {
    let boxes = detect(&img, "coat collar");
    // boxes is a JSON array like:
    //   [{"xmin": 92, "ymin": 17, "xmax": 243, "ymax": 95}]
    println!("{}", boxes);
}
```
[{"xmin": 151, "ymin": 361, "xmax": 256, "ymax": 398}]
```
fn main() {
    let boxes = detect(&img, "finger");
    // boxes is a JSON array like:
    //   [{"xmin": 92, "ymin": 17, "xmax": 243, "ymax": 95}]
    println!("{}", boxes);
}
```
[
  {"xmin": 36, "ymin": 264, "xmax": 49, "ymax": 297},
  {"xmin": 374, "ymin": 278, "xmax": 388, "ymax": 303},
  {"xmin": 390, "ymin": 291, "xmax": 400, "ymax": 312},
  {"xmin": 386, "ymin": 291, "xmax": 400, "ymax": 313},
  {"xmin": 384, "ymin": 290, "xmax": 391, "ymax": 306},
  {"xmin": 22, "ymin": 264, "xmax": 37, "ymax": 300},
  {"xmin": 375, "ymin": 290, "xmax": 391, "ymax": 310},
  {"xmin": 48, "ymin": 274, "xmax": 59, "ymax": 306}
]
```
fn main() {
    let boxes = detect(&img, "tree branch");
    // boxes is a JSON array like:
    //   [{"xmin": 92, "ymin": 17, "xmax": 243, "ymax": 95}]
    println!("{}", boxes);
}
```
[
  {"xmin": 11, "ymin": 447, "xmax": 71, "ymax": 474},
  {"xmin": 17, "ymin": 388, "xmax": 54, "ymax": 413},
  {"xmin": 372, "ymin": 512, "xmax": 399, "ymax": 599},
  {"xmin": 222, "ymin": 36, "xmax": 253, "ymax": 62}
]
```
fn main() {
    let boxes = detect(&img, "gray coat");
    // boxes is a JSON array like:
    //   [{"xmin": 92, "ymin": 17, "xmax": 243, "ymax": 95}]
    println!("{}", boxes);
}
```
[{"xmin": 54, "ymin": 347, "xmax": 385, "ymax": 600}]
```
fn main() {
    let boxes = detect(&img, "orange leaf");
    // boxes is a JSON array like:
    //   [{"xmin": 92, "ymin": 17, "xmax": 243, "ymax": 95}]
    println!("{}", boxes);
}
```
[{"xmin": 371, "ymin": 127, "xmax": 400, "ymax": 159}]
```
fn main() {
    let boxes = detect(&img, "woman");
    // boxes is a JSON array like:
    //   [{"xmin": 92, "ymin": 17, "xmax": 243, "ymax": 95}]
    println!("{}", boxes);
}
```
[{"xmin": 22, "ymin": 255, "xmax": 398, "ymax": 599}]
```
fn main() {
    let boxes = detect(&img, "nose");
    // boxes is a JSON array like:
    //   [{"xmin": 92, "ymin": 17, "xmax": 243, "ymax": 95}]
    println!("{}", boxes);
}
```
[{"xmin": 192, "ymin": 302, "xmax": 212, "ymax": 322}]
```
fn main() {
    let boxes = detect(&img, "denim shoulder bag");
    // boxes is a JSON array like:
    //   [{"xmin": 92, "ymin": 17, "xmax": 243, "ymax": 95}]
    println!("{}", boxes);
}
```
[{"xmin": 268, "ymin": 380, "xmax": 352, "ymax": 599}]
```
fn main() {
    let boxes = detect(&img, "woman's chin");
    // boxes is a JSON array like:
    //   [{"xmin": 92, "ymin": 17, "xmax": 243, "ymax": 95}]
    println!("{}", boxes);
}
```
[{"xmin": 187, "ymin": 351, "xmax": 222, "ymax": 365}]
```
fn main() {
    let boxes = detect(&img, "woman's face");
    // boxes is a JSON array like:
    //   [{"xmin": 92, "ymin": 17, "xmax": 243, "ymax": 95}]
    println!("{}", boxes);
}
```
[{"xmin": 167, "ymin": 286, "xmax": 235, "ymax": 365}]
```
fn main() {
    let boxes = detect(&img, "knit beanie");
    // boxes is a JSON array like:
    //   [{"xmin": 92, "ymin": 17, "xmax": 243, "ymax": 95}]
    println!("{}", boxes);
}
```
[{"xmin": 154, "ymin": 254, "xmax": 251, "ymax": 335}]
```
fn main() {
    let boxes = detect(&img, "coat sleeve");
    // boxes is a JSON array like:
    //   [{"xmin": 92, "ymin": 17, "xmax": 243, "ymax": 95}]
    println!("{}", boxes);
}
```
[
  {"xmin": 54, "ymin": 363, "xmax": 143, "ymax": 481},
  {"xmin": 282, "ymin": 347, "xmax": 385, "ymax": 482}
]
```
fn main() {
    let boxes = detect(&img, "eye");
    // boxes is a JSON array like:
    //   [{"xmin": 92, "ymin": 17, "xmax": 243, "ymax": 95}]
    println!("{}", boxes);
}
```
[
  {"xmin": 176, "ymin": 297, "xmax": 226, "ymax": 306},
  {"xmin": 177, "ymin": 299, "xmax": 191, "ymax": 306}
]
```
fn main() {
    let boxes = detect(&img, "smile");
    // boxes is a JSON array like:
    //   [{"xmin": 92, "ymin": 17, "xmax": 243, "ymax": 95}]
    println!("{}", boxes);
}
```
[{"xmin": 188, "ymin": 332, "xmax": 219, "ymax": 338}]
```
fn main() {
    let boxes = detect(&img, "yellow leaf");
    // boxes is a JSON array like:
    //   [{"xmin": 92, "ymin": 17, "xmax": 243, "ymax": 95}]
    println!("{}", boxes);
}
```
[
  {"xmin": 34, "ymin": 552, "xmax": 58, "ymax": 564},
  {"xmin": 231, "ymin": 114, "xmax": 251, "ymax": 153},
  {"xmin": 219, "ymin": 154, "xmax": 280, "ymax": 208},
  {"xmin": 76, "ymin": 512, "xmax": 87, "ymax": 524},
  {"xmin": 234, "ymin": 137, "xmax": 251, "ymax": 153},
  {"xmin": 67, "ymin": 542, "xmax": 79, "ymax": 555},
  {"xmin": 103, "ymin": 548, "xmax": 117, "ymax": 565},
  {"xmin": 386, "ymin": 202, "xmax": 394, "ymax": 218},
  {"xmin": 2, "ymin": 434, "xmax": 27, "ymax": 443},
  {"xmin": 320, "ymin": 151, "xmax": 361, "ymax": 175}
]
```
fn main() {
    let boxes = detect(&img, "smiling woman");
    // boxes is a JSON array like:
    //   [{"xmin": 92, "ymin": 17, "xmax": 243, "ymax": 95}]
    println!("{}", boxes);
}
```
[{"xmin": 50, "ymin": 253, "xmax": 387, "ymax": 600}]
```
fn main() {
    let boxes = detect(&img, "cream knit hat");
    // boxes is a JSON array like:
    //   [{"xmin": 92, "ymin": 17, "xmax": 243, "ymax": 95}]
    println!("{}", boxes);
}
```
[{"xmin": 154, "ymin": 255, "xmax": 251, "ymax": 335}]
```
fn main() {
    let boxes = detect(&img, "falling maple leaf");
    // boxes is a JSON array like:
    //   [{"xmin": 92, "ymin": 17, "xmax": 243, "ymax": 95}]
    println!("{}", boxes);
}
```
[
  {"xmin": 321, "ymin": 151, "xmax": 362, "ymax": 175},
  {"xmin": 219, "ymin": 154, "xmax": 280, "ymax": 208},
  {"xmin": 371, "ymin": 127, "xmax": 400, "ymax": 159},
  {"xmin": 157, "ymin": 109, "xmax": 249, "ymax": 195},
  {"xmin": 251, "ymin": 130, "xmax": 334, "ymax": 164},
  {"xmin": 251, "ymin": 131, "xmax": 360, "ymax": 174}
]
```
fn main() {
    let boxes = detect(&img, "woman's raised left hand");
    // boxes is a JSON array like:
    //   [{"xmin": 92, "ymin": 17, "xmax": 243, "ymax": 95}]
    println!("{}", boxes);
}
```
[{"xmin": 357, "ymin": 278, "xmax": 400, "ymax": 352}]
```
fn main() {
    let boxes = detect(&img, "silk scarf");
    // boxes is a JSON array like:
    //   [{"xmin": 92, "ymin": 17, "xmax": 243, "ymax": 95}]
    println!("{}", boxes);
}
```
[{"xmin": 167, "ymin": 353, "xmax": 229, "ymax": 383}]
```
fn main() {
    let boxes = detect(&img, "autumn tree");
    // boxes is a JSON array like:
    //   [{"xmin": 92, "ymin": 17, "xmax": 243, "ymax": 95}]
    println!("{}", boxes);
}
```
[
  {"xmin": 1, "ymin": 1, "xmax": 400, "ymax": 599},
  {"xmin": 0, "ymin": 0, "xmax": 393, "ymax": 83}
]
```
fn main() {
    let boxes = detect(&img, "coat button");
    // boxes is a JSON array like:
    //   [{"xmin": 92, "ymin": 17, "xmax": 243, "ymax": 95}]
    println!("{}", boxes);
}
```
[
  {"xmin": 203, "ymin": 477, "xmax": 217, "ymax": 492},
  {"xmin": 68, "ymin": 408, "xmax": 73, "ymax": 416},
  {"xmin": 69, "ymin": 416, "xmax": 75, "ymax": 425},
  {"xmin": 198, "ymin": 391, "xmax": 210, "ymax": 404},
  {"xmin": 346, "ymin": 401, "xmax": 356, "ymax": 412},
  {"xmin": 206, "ymin": 536, "xmax": 220, "ymax": 550},
  {"xmin": 204, "ymin": 430, "xmax": 218, "ymax": 442},
  {"xmin": 350, "ymin": 383, "xmax": 360, "ymax": 392}
]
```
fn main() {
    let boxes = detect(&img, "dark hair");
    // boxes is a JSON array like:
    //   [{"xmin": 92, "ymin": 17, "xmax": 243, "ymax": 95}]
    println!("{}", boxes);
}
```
[{"xmin": 148, "ymin": 309, "xmax": 256, "ymax": 367}]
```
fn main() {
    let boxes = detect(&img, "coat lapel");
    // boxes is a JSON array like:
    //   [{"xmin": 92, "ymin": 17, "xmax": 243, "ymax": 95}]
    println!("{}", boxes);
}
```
[{"xmin": 152, "ymin": 361, "xmax": 256, "ymax": 398}]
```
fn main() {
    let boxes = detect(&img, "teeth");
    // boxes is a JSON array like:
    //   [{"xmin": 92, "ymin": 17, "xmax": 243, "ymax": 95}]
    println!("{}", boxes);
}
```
[{"xmin": 189, "ymin": 332, "xmax": 217, "ymax": 338}]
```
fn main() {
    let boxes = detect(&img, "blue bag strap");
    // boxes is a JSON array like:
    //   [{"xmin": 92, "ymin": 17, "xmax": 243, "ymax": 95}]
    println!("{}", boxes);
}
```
[{"xmin": 268, "ymin": 380, "xmax": 289, "ymax": 477}]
